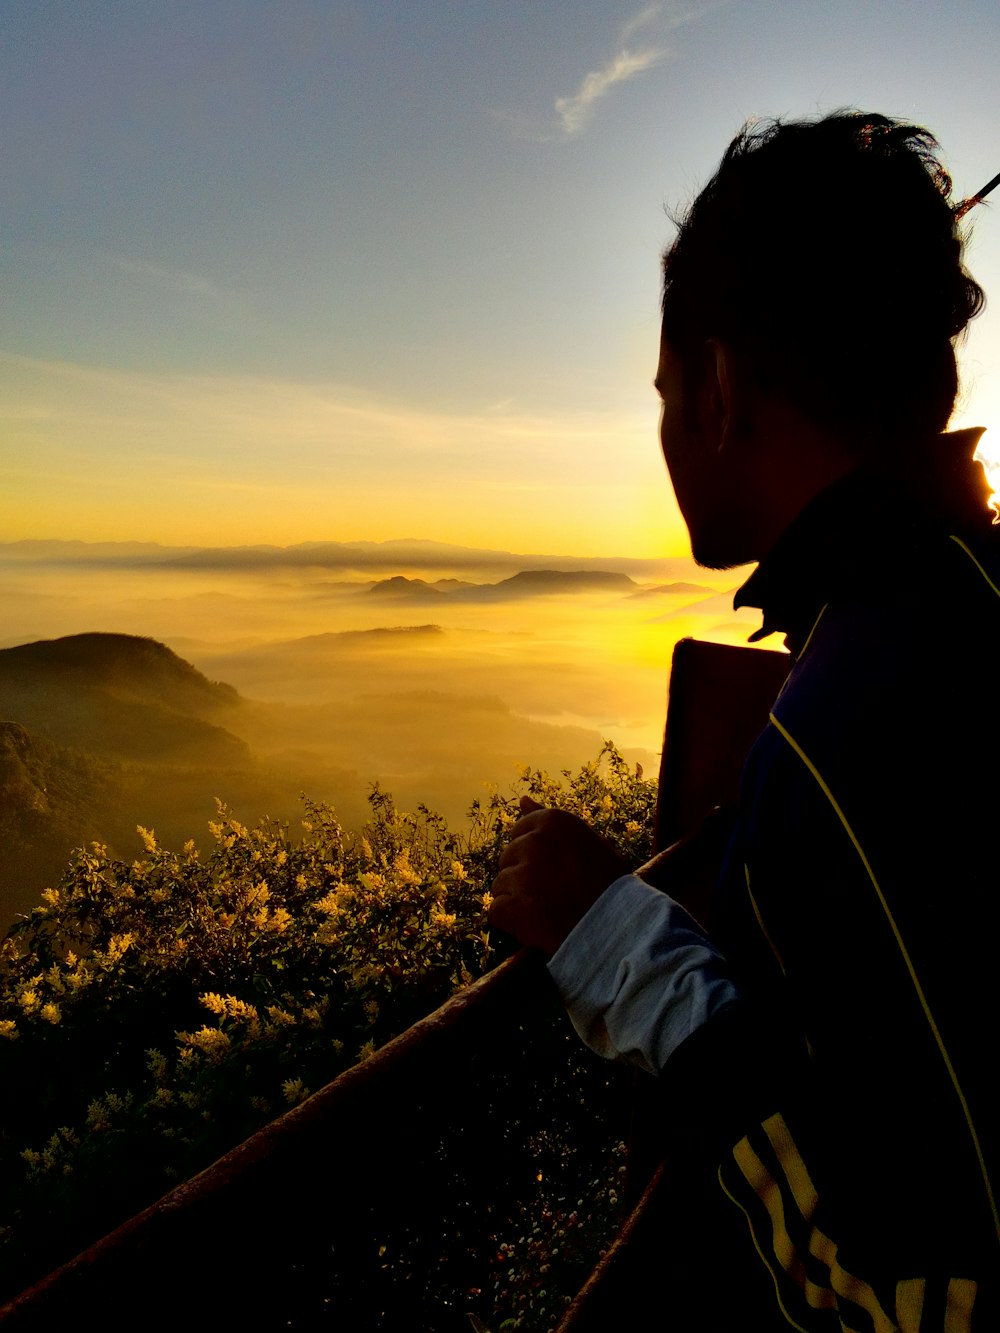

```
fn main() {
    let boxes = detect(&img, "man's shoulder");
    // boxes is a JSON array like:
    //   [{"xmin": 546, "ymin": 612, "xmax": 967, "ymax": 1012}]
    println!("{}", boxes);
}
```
[
  {"xmin": 777, "ymin": 522, "xmax": 1000, "ymax": 714},
  {"xmin": 754, "ymin": 522, "xmax": 1000, "ymax": 834}
]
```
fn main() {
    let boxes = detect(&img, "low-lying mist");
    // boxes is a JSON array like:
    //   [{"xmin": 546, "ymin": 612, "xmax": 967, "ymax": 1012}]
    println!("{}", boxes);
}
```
[{"xmin": 0, "ymin": 538, "xmax": 768, "ymax": 924}]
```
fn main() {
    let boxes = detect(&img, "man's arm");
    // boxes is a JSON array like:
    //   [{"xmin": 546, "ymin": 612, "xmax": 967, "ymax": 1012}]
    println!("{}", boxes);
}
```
[{"xmin": 488, "ymin": 796, "xmax": 739, "ymax": 1073}]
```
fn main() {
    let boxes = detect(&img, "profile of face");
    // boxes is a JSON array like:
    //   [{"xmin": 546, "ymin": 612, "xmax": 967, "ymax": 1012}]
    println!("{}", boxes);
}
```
[{"xmin": 655, "ymin": 336, "xmax": 753, "ymax": 571}]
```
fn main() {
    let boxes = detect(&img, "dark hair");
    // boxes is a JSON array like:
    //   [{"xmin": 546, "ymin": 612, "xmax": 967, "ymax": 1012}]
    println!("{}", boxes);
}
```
[{"xmin": 661, "ymin": 112, "xmax": 985, "ymax": 451}]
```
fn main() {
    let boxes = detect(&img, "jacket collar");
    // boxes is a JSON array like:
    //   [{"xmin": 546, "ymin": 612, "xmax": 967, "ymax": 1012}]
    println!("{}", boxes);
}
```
[{"xmin": 733, "ymin": 429, "xmax": 992, "ymax": 657}]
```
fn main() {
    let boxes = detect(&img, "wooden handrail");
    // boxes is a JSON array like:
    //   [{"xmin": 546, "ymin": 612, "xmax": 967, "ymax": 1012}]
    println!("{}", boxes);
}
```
[{"xmin": 0, "ymin": 949, "xmax": 631, "ymax": 1330}]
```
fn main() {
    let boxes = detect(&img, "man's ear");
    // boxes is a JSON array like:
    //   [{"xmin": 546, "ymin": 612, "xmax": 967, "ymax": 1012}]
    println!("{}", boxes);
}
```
[{"xmin": 703, "ymin": 339, "xmax": 748, "ymax": 453}]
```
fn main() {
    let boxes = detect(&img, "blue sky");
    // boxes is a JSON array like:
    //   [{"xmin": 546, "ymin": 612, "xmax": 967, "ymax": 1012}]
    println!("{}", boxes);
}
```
[{"xmin": 3, "ymin": 0, "xmax": 999, "ymax": 553}]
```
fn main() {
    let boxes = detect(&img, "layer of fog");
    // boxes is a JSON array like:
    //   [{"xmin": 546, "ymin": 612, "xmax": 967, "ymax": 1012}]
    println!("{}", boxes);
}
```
[{"xmin": 0, "ymin": 539, "xmax": 768, "ymax": 858}]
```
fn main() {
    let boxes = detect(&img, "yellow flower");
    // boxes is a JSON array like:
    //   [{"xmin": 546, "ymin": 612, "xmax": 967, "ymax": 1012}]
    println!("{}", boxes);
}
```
[
  {"xmin": 146, "ymin": 1049, "xmax": 168, "ymax": 1079},
  {"xmin": 392, "ymin": 850, "xmax": 420, "ymax": 885},
  {"xmin": 40, "ymin": 1003, "xmax": 61, "ymax": 1025},
  {"xmin": 269, "ymin": 907, "xmax": 291, "ymax": 933},
  {"xmin": 105, "ymin": 933, "xmax": 135, "ymax": 963},
  {"xmin": 0, "ymin": 1020, "xmax": 18, "ymax": 1041},
  {"xmin": 179, "ymin": 1026, "xmax": 231, "ymax": 1063},
  {"xmin": 86, "ymin": 1101, "xmax": 111, "ymax": 1133},
  {"xmin": 137, "ymin": 826, "xmax": 158, "ymax": 854},
  {"xmin": 282, "ymin": 1077, "xmax": 309, "ymax": 1105},
  {"xmin": 66, "ymin": 965, "xmax": 91, "ymax": 992}
]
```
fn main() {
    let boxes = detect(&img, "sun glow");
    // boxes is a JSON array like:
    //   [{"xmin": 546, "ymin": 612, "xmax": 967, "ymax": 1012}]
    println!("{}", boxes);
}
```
[{"xmin": 974, "ymin": 436, "xmax": 1000, "ymax": 517}]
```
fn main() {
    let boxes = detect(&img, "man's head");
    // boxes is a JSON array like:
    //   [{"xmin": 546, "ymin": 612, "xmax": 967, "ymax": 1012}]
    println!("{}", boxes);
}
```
[{"xmin": 658, "ymin": 112, "xmax": 985, "ymax": 567}]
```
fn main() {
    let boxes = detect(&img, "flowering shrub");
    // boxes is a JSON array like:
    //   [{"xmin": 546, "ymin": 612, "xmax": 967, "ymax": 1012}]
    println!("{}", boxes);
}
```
[{"xmin": 0, "ymin": 741, "xmax": 656, "ymax": 1318}]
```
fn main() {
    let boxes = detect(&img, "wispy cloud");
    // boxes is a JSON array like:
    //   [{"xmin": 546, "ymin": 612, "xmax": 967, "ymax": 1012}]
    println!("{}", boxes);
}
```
[
  {"xmin": 498, "ymin": 3, "xmax": 711, "ymax": 142},
  {"xmin": 555, "ymin": 3, "xmax": 672, "ymax": 138},
  {"xmin": 103, "ymin": 254, "xmax": 226, "ymax": 302},
  {"xmin": 555, "ymin": 46, "xmax": 664, "ymax": 136}
]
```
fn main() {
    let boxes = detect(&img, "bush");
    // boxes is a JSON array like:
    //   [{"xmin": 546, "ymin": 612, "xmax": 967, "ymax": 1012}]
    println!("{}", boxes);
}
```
[{"xmin": 0, "ymin": 741, "xmax": 656, "ymax": 1317}]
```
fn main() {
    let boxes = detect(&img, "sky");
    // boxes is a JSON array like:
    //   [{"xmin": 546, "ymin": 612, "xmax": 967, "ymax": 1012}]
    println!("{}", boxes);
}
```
[{"xmin": 4, "ymin": 0, "xmax": 1000, "ymax": 558}]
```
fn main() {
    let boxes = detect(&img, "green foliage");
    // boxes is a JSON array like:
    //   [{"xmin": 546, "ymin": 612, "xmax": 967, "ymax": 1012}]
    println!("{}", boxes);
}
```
[{"xmin": 0, "ymin": 742, "xmax": 656, "ymax": 1318}]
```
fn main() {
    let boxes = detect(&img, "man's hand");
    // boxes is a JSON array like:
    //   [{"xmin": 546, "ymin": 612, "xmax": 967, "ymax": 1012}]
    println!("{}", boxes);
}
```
[{"xmin": 488, "ymin": 795, "xmax": 629, "ymax": 956}]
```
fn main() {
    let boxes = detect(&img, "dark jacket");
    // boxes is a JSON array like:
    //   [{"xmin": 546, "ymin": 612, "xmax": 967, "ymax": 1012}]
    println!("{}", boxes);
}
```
[{"xmin": 669, "ymin": 438, "xmax": 1000, "ymax": 1330}]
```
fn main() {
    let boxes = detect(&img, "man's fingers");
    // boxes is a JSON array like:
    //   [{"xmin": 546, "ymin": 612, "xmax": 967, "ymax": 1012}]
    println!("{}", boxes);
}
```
[{"xmin": 503, "ymin": 807, "xmax": 548, "ymax": 845}]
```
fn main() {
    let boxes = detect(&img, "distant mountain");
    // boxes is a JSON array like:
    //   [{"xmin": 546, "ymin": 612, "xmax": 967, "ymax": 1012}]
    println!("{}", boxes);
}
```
[
  {"xmin": 0, "ymin": 539, "xmax": 192, "ymax": 564},
  {"xmin": 367, "ymin": 576, "xmax": 444, "ymax": 602},
  {"xmin": 0, "ymin": 633, "xmax": 248, "ymax": 764},
  {"xmin": 363, "ymin": 568, "xmax": 639, "ymax": 604},
  {"xmin": 0, "ymin": 637, "xmax": 347, "ymax": 925},
  {"xmin": 0, "ymin": 632, "xmax": 239, "ymax": 708},
  {"xmin": 437, "ymin": 568, "xmax": 638, "ymax": 603},
  {"xmin": 493, "ymin": 570, "xmax": 636, "ymax": 594},
  {"xmin": 0, "ymin": 536, "xmax": 714, "ymax": 584},
  {"xmin": 632, "ymin": 581, "xmax": 715, "ymax": 597},
  {"xmin": 219, "ymin": 624, "xmax": 446, "ymax": 660}
]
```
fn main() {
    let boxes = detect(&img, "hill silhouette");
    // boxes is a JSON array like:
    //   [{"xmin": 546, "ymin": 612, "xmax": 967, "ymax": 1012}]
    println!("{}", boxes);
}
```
[
  {"xmin": 0, "ymin": 633, "xmax": 247, "ymax": 764},
  {"xmin": 0, "ymin": 635, "xmax": 363, "ymax": 927},
  {"xmin": 363, "ymin": 569, "xmax": 638, "ymax": 604},
  {"xmin": 366, "ymin": 577, "xmax": 444, "ymax": 602}
]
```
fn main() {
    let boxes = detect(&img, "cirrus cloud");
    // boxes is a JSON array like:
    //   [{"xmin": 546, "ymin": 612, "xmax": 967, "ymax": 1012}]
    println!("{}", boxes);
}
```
[{"xmin": 555, "ymin": 45, "xmax": 665, "ymax": 136}]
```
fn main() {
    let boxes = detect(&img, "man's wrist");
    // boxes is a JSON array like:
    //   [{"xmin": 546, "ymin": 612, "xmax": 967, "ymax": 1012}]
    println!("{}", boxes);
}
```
[{"xmin": 547, "ymin": 873, "xmax": 740, "ymax": 1074}]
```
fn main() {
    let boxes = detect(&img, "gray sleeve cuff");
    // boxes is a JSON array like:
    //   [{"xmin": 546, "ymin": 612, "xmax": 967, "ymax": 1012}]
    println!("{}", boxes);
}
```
[{"xmin": 547, "ymin": 873, "xmax": 741, "ymax": 1075}]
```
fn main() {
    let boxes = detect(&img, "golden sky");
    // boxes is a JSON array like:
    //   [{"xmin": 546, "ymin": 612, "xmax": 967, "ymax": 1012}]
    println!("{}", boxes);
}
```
[
  {"xmin": 3, "ymin": 3, "xmax": 999, "ymax": 560},
  {"xmin": 0, "ymin": 353, "xmax": 690, "ymax": 557}
]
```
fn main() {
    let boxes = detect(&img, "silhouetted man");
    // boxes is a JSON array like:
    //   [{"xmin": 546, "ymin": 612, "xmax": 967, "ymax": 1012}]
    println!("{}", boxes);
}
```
[{"xmin": 490, "ymin": 113, "xmax": 999, "ymax": 1329}]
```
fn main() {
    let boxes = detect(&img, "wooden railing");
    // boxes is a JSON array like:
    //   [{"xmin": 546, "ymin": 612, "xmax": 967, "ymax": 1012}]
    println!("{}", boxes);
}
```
[{"xmin": 0, "ymin": 950, "xmax": 634, "ymax": 1330}]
